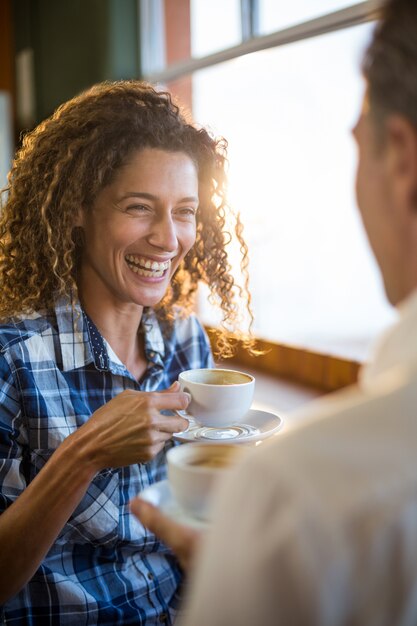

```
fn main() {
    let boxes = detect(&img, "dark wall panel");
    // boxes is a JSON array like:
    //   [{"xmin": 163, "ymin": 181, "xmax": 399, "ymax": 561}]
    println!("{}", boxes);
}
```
[{"xmin": 13, "ymin": 0, "xmax": 139, "ymax": 124}]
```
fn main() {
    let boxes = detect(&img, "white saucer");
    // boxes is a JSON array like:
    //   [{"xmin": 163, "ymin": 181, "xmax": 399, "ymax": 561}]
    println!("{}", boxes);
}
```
[
  {"xmin": 174, "ymin": 408, "xmax": 283, "ymax": 444},
  {"xmin": 139, "ymin": 479, "xmax": 208, "ymax": 531}
]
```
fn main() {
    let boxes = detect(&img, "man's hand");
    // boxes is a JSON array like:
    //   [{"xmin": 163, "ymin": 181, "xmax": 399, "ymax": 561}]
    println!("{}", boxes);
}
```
[{"xmin": 130, "ymin": 498, "xmax": 202, "ymax": 572}]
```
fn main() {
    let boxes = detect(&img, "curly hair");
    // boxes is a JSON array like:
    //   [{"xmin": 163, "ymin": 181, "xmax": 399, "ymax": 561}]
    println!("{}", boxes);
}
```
[{"xmin": 0, "ymin": 80, "xmax": 254, "ymax": 357}]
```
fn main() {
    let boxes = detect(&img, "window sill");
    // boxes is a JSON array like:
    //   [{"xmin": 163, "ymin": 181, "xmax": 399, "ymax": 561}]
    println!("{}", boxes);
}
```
[
  {"xmin": 208, "ymin": 329, "xmax": 362, "ymax": 392},
  {"xmin": 221, "ymin": 359, "xmax": 323, "ymax": 415}
]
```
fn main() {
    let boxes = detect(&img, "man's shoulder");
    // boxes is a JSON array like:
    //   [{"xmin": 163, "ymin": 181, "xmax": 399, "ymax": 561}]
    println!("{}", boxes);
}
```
[
  {"xmin": 239, "ymin": 366, "xmax": 417, "ymax": 516},
  {"xmin": 202, "ymin": 371, "xmax": 417, "ymax": 626}
]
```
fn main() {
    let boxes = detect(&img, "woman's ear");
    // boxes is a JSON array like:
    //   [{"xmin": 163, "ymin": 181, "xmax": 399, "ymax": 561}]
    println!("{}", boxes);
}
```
[
  {"xmin": 73, "ymin": 207, "xmax": 85, "ymax": 228},
  {"xmin": 72, "ymin": 209, "xmax": 85, "ymax": 251},
  {"xmin": 72, "ymin": 226, "xmax": 85, "ymax": 250}
]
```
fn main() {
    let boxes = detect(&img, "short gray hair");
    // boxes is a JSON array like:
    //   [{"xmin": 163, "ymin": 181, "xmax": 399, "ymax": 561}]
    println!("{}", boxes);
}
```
[{"xmin": 362, "ymin": 0, "xmax": 417, "ymax": 132}]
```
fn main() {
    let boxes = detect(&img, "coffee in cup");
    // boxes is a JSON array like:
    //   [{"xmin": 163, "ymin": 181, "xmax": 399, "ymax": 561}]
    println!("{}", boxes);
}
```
[
  {"xmin": 167, "ymin": 443, "xmax": 246, "ymax": 520},
  {"xmin": 177, "ymin": 368, "xmax": 255, "ymax": 428}
]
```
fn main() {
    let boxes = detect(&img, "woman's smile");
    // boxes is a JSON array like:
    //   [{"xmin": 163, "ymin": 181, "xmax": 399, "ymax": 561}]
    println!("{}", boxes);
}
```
[{"xmin": 125, "ymin": 254, "xmax": 171, "ymax": 279}]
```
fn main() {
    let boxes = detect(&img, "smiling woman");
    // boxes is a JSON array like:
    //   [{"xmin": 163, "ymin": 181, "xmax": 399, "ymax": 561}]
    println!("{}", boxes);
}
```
[{"xmin": 0, "ymin": 81, "xmax": 253, "ymax": 625}]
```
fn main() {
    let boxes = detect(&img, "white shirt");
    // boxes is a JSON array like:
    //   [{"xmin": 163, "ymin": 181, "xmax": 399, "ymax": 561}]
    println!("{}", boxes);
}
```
[{"xmin": 180, "ymin": 290, "xmax": 417, "ymax": 626}]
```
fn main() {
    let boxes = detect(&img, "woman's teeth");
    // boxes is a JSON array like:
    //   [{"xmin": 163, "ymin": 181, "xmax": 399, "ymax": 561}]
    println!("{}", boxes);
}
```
[{"xmin": 125, "ymin": 255, "xmax": 170, "ymax": 277}]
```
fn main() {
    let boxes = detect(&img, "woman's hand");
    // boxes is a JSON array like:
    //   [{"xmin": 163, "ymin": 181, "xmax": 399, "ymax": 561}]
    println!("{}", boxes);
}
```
[
  {"xmin": 74, "ymin": 381, "xmax": 190, "ymax": 471},
  {"xmin": 130, "ymin": 498, "xmax": 201, "ymax": 572}
]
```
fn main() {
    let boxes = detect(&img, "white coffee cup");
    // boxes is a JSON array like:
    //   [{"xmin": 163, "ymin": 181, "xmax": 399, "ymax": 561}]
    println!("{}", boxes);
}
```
[
  {"xmin": 177, "ymin": 368, "xmax": 255, "ymax": 428},
  {"xmin": 167, "ymin": 443, "xmax": 246, "ymax": 520}
]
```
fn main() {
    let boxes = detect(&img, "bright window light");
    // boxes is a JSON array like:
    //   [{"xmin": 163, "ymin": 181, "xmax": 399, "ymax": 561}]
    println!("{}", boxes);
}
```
[
  {"xmin": 191, "ymin": 0, "xmax": 241, "ymax": 58},
  {"xmin": 259, "ymin": 0, "xmax": 365, "ymax": 33},
  {"xmin": 193, "ymin": 23, "xmax": 397, "ymax": 360}
]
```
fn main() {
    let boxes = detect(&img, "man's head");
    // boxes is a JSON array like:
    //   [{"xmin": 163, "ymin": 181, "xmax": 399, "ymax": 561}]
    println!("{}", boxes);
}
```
[{"xmin": 354, "ymin": 0, "xmax": 417, "ymax": 306}]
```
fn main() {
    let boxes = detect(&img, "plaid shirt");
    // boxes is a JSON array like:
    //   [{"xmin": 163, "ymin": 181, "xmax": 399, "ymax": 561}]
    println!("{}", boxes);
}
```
[{"xmin": 0, "ymin": 296, "xmax": 213, "ymax": 625}]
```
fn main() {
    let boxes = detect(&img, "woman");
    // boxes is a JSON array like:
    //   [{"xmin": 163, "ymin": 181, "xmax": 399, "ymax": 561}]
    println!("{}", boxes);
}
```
[{"xmin": 0, "ymin": 81, "xmax": 252, "ymax": 625}]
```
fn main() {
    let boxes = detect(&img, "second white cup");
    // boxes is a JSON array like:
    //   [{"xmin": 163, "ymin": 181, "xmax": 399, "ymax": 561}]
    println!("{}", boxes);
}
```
[{"xmin": 167, "ymin": 442, "xmax": 246, "ymax": 519}]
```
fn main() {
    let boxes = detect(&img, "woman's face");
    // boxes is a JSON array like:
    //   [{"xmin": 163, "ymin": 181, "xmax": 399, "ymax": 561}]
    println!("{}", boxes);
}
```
[{"xmin": 77, "ymin": 147, "xmax": 199, "ymax": 311}]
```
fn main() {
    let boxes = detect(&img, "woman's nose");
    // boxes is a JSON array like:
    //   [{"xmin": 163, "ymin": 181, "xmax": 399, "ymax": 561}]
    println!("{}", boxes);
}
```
[{"xmin": 147, "ymin": 214, "xmax": 178, "ymax": 252}]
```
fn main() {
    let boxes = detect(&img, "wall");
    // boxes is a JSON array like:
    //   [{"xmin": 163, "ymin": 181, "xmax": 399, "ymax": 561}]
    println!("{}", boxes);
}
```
[
  {"xmin": 164, "ymin": 0, "xmax": 192, "ymax": 111},
  {"xmin": 0, "ymin": 0, "xmax": 14, "ymax": 97},
  {"xmin": 13, "ymin": 0, "xmax": 140, "ymax": 126}
]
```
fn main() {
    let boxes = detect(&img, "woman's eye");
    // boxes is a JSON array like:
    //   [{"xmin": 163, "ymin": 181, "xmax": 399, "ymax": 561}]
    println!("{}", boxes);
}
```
[
  {"xmin": 126, "ymin": 204, "xmax": 150, "ymax": 214},
  {"xmin": 177, "ymin": 207, "xmax": 197, "ymax": 217}
]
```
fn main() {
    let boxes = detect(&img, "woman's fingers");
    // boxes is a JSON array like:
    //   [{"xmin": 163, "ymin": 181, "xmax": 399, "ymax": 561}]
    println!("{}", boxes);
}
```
[
  {"xmin": 154, "ymin": 413, "xmax": 189, "ymax": 434},
  {"xmin": 160, "ymin": 381, "xmax": 180, "ymax": 392},
  {"xmin": 148, "ymin": 390, "xmax": 190, "ymax": 432},
  {"xmin": 152, "ymin": 390, "xmax": 191, "ymax": 412}
]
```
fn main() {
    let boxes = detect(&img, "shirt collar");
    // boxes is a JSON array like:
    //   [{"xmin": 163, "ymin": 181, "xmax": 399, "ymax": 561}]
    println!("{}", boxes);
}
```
[
  {"xmin": 140, "ymin": 308, "xmax": 166, "ymax": 368},
  {"xmin": 361, "ymin": 288, "xmax": 417, "ymax": 388},
  {"xmin": 55, "ymin": 294, "xmax": 93, "ymax": 371}
]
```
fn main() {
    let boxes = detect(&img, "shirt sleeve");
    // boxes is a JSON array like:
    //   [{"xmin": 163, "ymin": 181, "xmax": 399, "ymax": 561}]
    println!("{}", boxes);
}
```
[
  {"xmin": 0, "ymin": 353, "xmax": 27, "ymax": 514},
  {"xmin": 178, "ymin": 451, "xmax": 325, "ymax": 626}
]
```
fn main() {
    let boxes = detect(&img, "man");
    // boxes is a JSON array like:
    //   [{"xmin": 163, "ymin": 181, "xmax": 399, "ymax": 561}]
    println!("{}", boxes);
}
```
[{"xmin": 131, "ymin": 0, "xmax": 417, "ymax": 623}]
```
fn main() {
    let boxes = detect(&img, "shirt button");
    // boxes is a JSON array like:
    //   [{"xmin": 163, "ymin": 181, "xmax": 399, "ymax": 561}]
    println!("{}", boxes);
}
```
[
  {"xmin": 158, "ymin": 614, "xmax": 168, "ymax": 623},
  {"xmin": 147, "ymin": 572, "xmax": 154, "ymax": 580},
  {"xmin": 149, "ymin": 351, "xmax": 155, "ymax": 358}
]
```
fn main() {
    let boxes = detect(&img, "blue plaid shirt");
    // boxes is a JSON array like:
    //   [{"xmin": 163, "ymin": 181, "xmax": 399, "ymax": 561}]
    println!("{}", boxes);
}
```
[{"xmin": 0, "ymin": 296, "xmax": 213, "ymax": 625}]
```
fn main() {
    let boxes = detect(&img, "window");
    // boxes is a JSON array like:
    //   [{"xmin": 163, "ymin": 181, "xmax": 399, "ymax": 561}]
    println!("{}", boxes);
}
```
[
  {"xmin": 191, "ymin": 0, "xmax": 241, "ymax": 57},
  {"xmin": 140, "ymin": 0, "xmax": 395, "ymax": 364},
  {"xmin": 259, "ymin": 0, "xmax": 365, "ymax": 33}
]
